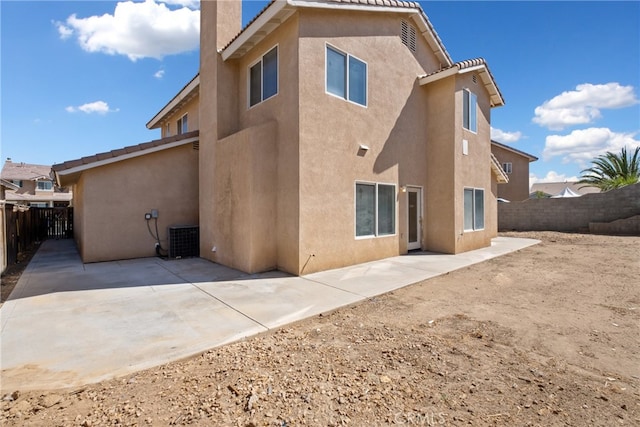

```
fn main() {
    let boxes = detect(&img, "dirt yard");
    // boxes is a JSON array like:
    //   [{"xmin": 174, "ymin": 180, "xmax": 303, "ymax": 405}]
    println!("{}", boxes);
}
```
[{"xmin": 1, "ymin": 232, "xmax": 638, "ymax": 426}]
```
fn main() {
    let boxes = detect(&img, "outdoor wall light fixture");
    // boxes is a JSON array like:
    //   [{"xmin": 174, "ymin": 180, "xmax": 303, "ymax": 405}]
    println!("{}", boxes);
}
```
[
  {"xmin": 357, "ymin": 144, "xmax": 369, "ymax": 157},
  {"xmin": 401, "ymin": 186, "xmax": 407, "ymax": 193}
]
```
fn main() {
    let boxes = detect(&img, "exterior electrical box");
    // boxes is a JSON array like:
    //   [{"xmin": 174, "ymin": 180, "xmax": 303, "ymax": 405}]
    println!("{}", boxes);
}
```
[{"xmin": 168, "ymin": 225, "xmax": 199, "ymax": 259}]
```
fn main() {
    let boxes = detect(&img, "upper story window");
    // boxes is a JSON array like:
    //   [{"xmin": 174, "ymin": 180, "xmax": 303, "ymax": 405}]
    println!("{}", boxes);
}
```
[
  {"xmin": 502, "ymin": 162, "xmax": 513, "ymax": 174},
  {"xmin": 249, "ymin": 46, "xmax": 278, "ymax": 107},
  {"xmin": 11, "ymin": 179, "xmax": 23, "ymax": 187},
  {"xmin": 37, "ymin": 181, "xmax": 53, "ymax": 191},
  {"xmin": 326, "ymin": 45, "xmax": 367, "ymax": 107},
  {"xmin": 165, "ymin": 122, "xmax": 171, "ymax": 137},
  {"xmin": 177, "ymin": 114, "xmax": 188, "ymax": 135},
  {"xmin": 463, "ymin": 89, "xmax": 477, "ymax": 133}
]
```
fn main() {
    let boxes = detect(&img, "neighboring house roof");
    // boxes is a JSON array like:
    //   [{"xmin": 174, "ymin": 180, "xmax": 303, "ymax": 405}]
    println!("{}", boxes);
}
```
[
  {"xmin": 1, "ymin": 160, "xmax": 52, "ymax": 181},
  {"xmin": 490, "ymin": 153, "xmax": 509, "ymax": 184},
  {"xmin": 146, "ymin": 74, "xmax": 199, "ymax": 130},
  {"xmin": 530, "ymin": 182, "xmax": 601, "ymax": 197},
  {"xmin": 52, "ymin": 131, "xmax": 199, "ymax": 187},
  {"xmin": 222, "ymin": 0, "xmax": 453, "ymax": 67},
  {"xmin": 419, "ymin": 58, "xmax": 505, "ymax": 107},
  {"xmin": 5, "ymin": 192, "xmax": 73, "ymax": 203},
  {"xmin": 491, "ymin": 140, "xmax": 538, "ymax": 162}
]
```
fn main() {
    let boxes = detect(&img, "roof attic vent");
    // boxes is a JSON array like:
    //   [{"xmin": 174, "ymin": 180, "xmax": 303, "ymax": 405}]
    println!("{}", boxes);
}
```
[
  {"xmin": 472, "ymin": 74, "xmax": 477, "ymax": 84},
  {"xmin": 401, "ymin": 20, "xmax": 416, "ymax": 53}
]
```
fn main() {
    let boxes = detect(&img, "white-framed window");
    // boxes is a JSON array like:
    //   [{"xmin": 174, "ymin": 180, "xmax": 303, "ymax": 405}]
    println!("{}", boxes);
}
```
[
  {"xmin": 502, "ymin": 162, "xmax": 512, "ymax": 174},
  {"xmin": 355, "ymin": 182, "xmax": 396, "ymax": 237},
  {"xmin": 11, "ymin": 179, "xmax": 23, "ymax": 187},
  {"xmin": 30, "ymin": 202, "xmax": 49, "ymax": 208},
  {"xmin": 326, "ymin": 45, "xmax": 367, "ymax": 107},
  {"xmin": 37, "ymin": 181, "xmax": 53, "ymax": 191},
  {"xmin": 463, "ymin": 89, "xmax": 477, "ymax": 133},
  {"xmin": 463, "ymin": 188, "xmax": 484, "ymax": 231},
  {"xmin": 177, "ymin": 114, "xmax": 188, "ymax": 135},
  {"xmin": 249, "ymin": 45, "xmax": 278, "ymax": 107}
]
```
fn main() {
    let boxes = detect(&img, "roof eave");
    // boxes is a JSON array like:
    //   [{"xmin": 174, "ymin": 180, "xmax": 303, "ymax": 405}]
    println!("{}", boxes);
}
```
[
  {"xmin": 490, "ymin": 140, "xmax": 538, "ymax": 162},
  {"xmin": 146, "ymin": 75, "xmax": 200, "ymax": 129},
  {"xmin": 222, "ymin": 0, "xmax": 452, "ymax": 67}
]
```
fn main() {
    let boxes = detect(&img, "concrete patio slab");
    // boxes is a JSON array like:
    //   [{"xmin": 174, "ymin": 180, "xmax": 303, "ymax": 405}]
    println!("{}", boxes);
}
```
[{"xmin": 0, "ymin": 236, "xmax": 539, "ymax": 391}]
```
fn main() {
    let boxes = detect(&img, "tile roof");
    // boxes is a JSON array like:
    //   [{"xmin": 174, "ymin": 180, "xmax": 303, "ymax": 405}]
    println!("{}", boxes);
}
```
[
  {"xmin": 491, "ymin": 140, "xmax": 538, "ymax": 162},
  {"xmin": 52, "ymin": 130, "xmax": 199, "ymax": 173},
  {"xmin": 530, "ymin": 182, "xmax": 601, "ymax": 197},
  {"xmin": 419, "ymin": 57, "xmax": 505, "ymax": 107},
  {"xmin": 1, "ymin": 161, "xmax": 52, "ymax": 181},
  {"xmin": 222, "ymin": 0, "xmax": 452, "ymax": 66}
]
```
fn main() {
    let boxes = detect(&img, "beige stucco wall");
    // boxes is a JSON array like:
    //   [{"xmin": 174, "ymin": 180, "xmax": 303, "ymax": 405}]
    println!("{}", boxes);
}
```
[
  {"xmin": 74, "ymin": 144, "xmax": 199, "ymax": 263},
  {"xmin": 296, "ymin": 10, "xmax": 439, "ymax": 273},
  {"xmin": 492, "ymin": 144, "xmax": 531, "ymax": 201}
]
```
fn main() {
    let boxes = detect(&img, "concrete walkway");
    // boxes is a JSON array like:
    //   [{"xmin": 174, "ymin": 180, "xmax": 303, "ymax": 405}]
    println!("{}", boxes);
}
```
[{"xmin": 1, "ymin": 237, "xmax": 538, "ymax": 391}]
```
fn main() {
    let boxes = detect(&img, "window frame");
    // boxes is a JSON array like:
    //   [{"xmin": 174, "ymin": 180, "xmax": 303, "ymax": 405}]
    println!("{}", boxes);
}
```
[
  {"xmin": 502, "ymin": 162, "xmax": 513, "ymax": 174},
  {"xmin": 37, "ymin": 180, "xmax": 53, "ymax": 191},
  {"xmin": 248, "ymin": 45, "xmax": 279, "ymax": 108},
  {"xmin": 165, "ymin": 122, "xmax": 171, "ymax": 137},
  {"xmin": 325, "ymin": 44, "xmax": 368, "ymax": 107},
  {"xmin": 354, "ymin": 181, "xmax": 397, "ymax": 239},
  {"xmin": 462, "ymin": 88, "xmax": 477, "ymax": 133},
  {"xmin": 463, "ymin": 187, "xmax": 485, "ymax": 232},
  {"xmin": 177, "ymin": 113, "xmax": 188, "ymax": 135}
]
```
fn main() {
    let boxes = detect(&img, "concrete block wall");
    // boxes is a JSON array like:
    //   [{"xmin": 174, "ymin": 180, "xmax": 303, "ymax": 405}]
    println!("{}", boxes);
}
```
[{"xmin": 498, "ymin": 183, "xmax": 640, "ymax": 233}]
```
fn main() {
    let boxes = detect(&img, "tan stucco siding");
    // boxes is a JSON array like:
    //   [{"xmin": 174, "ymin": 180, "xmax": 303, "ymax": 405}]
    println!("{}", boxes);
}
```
[
  {"xmin": 75, "ymin": 145, "xmax": 199, "ymax": 263},
  {"xmin": 234, "ymin": 15, "xmax": 301, "ymax": 274},
  {"xmin": 296, "ymin": 10, "xmax": 438, "ymax": 273},
  {"xmin": 454, "ymin": 72, "xmax": 495, "ymax": 252},
  {"xmin": 492, "ymin": 144, "xmax": 531, "ymax": 201}
]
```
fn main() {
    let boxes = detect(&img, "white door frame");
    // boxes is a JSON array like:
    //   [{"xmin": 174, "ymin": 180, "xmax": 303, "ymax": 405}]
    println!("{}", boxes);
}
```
[{"xmin": 407, "ymin": 186, "xmax": 422, "ymax": 250}]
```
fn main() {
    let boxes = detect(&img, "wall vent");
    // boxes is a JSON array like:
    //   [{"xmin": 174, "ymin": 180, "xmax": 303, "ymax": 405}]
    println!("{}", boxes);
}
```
[
  {"xmin": 472, "ymin": 74, "xmax": 477, "ymax": 84},
  {"xmin": 168, "ymin": 225, "xmax": 199, "ymax": 258},
  {"xmin": 401, "ymin": 20, "xmax": 417, "ymax": 52}
]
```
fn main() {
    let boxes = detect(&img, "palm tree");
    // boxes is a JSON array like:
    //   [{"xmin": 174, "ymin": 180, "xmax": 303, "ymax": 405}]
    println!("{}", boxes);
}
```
[{"xmin": 578, "ymin": 146, "xmax": 640, "ymax": 191}]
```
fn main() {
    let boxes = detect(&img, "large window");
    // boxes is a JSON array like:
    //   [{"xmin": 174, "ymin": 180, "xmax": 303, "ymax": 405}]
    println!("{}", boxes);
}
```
[
  {"xmin": 326, "ymin": 46, "xmax": 367, "ymax": 106},
  {"xmin": 463, "ymin": 89, "xmax": 477, "ymax": 132},
  {"xmin": 37, "ymin": 181, "xmax": 53, "ymax": 191},
  {"xmin": 356, "ymin": 183, "xmax": 396, "ymax": 237},
  {"xmin": 177, "ymin": 114, "xmax": 188, "ymax": 135},
  {"xmin": 463, "ymin": 188, "xmax": 484, "ymax": 231},
  {"xmin": 249, "ymin": 46, "xmax": 278, "ymax": 107}
]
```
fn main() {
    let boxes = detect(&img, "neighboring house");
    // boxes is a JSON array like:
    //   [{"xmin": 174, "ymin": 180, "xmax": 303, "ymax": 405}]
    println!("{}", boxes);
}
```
[
  {"xmin": 54, "ymin": 0, "xmax": 508, "ymax": 275},
  {"xmin": 530, "ymin": 182, "xmax": 601, "ymax": 198},
  {"xmin": 1, "ymin": 159, "xmax": 72, "ymax": 208},
  {"xmin": 490, "ymin": 140, "xmax": 538, "ymax": 201}
]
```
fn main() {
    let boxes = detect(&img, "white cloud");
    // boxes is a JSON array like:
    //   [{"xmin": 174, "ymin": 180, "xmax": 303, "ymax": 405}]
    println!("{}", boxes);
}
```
[
  {"xmin": 542, "ymin": 127, "xmax": 640, "ymax": 166},
  {"xmin": 66, "ymin": 101, "xmax": 118, "ymax": 115},
  {"xmin": 491, "ymin": 127, "xmax": 523, "ymax": 144},
  {"xmin": 57, "ymin": 0, "xmax": 200, "ymax": 61},
  {"xmin": 533, "ymin": 83, "xmax": 638, "ymax": 130},
  {"xmin": 154, "ymin": 69, "xmax": 165, "ymax": 79},
  {"xmin": 159, "ymin": 0, "xmax": 200, "ymax": 7},
  {"xmin": 529, "ymin": 171, "xmax": 579, "ymax": 187}
]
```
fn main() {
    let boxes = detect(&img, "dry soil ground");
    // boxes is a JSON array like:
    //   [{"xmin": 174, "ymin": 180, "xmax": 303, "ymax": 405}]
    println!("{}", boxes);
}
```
[{"xmin": 1, "ymin": 231, "xmax": 638, "ymax": 426}]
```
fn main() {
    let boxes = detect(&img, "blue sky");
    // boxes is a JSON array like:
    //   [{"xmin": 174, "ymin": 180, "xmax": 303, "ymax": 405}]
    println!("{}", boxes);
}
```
[{"xmin": 2, "ymin": 1, "xmax": 639, "ymax": 187}]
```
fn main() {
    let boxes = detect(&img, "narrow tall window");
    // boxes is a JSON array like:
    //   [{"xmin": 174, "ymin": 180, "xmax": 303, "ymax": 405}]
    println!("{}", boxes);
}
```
[
  {"xmin": 355, "ymin": 182, "xmax": 396, "ymax": 237},
  {"xmin": 463, "ymin": 89, "xmax": 477, "ymax": 132},
  {"xmin": 326, "ymin": 46, "xmax": 367, "ymax": 106},
  {"xmin": 177, "ymin": 114, "xmax": 188, "ymax": 135},
  {"xmin": 249, "ymin": 46, "xmax": 278, "ymax": 107},
  {"xmin": 464, "ymin": 188, "xmax": 484, "ymax": 231}
]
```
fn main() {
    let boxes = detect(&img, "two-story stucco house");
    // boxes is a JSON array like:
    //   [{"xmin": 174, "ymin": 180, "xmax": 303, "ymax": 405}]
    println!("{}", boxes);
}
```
[
  {"xmin": 490, "ymin": 140, "xmax": 538, "ymax": 202},
  {"xmin": 53, "ymin": 0, "xmax": 508, "ymax": 275},
  {"xmin": 2, "ymin": 159, "xmax": 72, "ymax": 208}
]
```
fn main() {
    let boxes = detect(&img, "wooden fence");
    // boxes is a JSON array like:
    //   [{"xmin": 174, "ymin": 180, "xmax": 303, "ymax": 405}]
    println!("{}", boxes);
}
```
[{"xmin": 3, "ymin": 206, "xmax": 73, "ymax": 266}]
